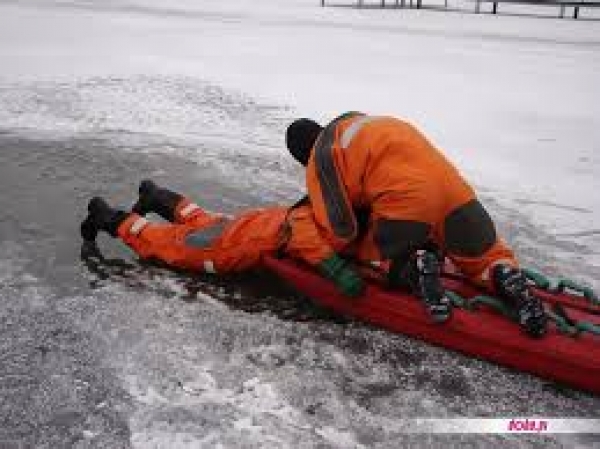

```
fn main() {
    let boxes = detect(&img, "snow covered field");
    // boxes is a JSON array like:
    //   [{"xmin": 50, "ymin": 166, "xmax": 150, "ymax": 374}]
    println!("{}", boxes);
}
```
[{"xmin": 0, "ymin": 0, "xmax": 599, "ymax": 447}]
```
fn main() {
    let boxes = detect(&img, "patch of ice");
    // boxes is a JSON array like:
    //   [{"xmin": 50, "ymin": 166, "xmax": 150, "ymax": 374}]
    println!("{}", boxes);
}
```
[{"xmin": 316, "ymin": 426, "xmax": 365, "ymax": 449}]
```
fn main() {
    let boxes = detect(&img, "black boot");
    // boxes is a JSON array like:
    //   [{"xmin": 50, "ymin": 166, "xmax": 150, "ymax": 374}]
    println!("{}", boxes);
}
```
[
  {"xmin": 493, "ymin": 264, "xmax": 548, "ymax": 338},
  {"xmin": 131, "ymin": 180, "xmax": 183, "ymax": 222},
  {"xmin": 80, "ymin": 197, "xmax": 129, "ymax": 242},
  {"xmin": 392, "ymin": 250, "xmax": 452, "ymax": 323}
]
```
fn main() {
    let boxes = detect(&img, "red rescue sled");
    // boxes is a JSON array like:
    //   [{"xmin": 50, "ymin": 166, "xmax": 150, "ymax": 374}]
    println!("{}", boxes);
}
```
[{"xmin": 263, "ymin": 255, "xmax": 600, "ymax": 395}]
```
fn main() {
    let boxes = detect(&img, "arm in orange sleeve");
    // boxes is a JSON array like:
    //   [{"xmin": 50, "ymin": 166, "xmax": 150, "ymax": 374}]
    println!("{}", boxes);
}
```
[
  {"xmin": 284, "ymin": 204, "xmax": 366, "ymax": 298},
  {"xmin": 283, "ymin": 204, "xmax": 336, "ymax": 266},
  {"xmin": 305, "ymin": 138, "xmax": 358, "ymax": 252}
]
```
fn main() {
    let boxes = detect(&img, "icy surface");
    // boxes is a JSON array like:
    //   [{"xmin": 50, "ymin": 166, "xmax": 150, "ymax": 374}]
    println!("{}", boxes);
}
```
[{"xmin": 0, "ymin": 0, "xmax": 599, "ymax": 448}]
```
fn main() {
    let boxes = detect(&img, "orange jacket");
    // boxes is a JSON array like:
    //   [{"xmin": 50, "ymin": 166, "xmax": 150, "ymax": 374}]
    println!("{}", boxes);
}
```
[
  {"xmin": 305, "ymin": 112, "xmax": 520, "ymax": 287},
  {"xmin": 306, "ymin": 112, "xmax": 476, "ymax": 251}
]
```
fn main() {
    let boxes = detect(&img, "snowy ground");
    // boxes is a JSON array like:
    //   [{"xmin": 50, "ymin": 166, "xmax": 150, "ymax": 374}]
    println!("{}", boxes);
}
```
[{"xmin": 0, "ymin": 1, "xmax": 599, "ymax": 448}]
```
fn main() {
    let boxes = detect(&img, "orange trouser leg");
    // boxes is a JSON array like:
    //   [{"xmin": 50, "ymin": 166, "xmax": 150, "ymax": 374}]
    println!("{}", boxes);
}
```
[
  {"xmin": 117, "ymin": 201, "xmax": 340, "ymax": 274},
  {"xmin": 118, "ymin": 205, "xmax": 293, "ymax": 274},
  {"xmin": 209, "ymin": 208, "xmax": 287, "ymax": 271},
  {"xmin": 448, "ymin": 238, "xmax": 518, "ymax": 291},
  {"xmin": 116, "ymin": 210, "xmax": 222, "ymax": 272},
  {"xmin": 348, "ymin": 219, "xmax": 518, "ymax": 290},
  {"xmin": 353, "ymin": 225, "xmax": 383, "ymax": 263}
]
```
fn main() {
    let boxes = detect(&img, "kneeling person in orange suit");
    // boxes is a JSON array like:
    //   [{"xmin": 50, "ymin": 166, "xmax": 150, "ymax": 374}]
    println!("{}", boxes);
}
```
[
  {"xmin": 80, "ymin": 180, "xmax": 364, "ymax": 297},
  {"xmin": 285, "ymin": 113, "xmax": 548, "ymax": 336}
]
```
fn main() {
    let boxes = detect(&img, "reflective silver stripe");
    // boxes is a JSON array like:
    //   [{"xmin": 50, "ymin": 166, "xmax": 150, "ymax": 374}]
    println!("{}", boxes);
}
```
[
  {"xmin": 314, "ymin": 118, "xmax": 357, "ymax": 240},
  {"xmin": 180, "ymin": 203, "xmax": 200, "ymax": 218},
  {"xmin": 129, "ymin": 217, "xmax": 149, "ymax": 236},
  {"xmin": 311, "ymin": 112, "xmax": 365, "ymax": 241},
  {"xmin": 203, "ymin": 260, "xmax": 217, "ymax": 274},
  {"xmin": 184, "ymin": 220, "xmax": 229, "ymax": 248},
  {"xmin": 340, "ymin": 115, "xmax": 381, "ymax": 149}
]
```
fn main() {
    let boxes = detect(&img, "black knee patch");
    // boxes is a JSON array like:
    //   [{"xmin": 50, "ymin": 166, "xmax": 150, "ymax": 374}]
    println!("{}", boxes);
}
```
[
  {"xmin": 374, "ymin": 219, "xmax": 431, "ymax": 260},
  {"xmin": 444, "ymin": 199, "xmax": 496, "ymax": 257}
]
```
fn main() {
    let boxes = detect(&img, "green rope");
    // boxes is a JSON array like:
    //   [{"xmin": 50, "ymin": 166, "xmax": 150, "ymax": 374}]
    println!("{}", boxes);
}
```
[
  {"xmin": 554, "ymin": 279, "xmax": 599, "ymax": 306},
  {"xmin": 522, "ymin": 267, "xmax": 599, "ymax": 307},
  {"xmin": 446, "ymin": 291, "xmax": 515, "ymax": 320},
  {"xmin": 522, "ymin": 267, "xmax": 551, "ymax": 290},
  {"xmin": 467, "ymin": 295, "xmax": 515, "ymax": 319},
  {"xmin": 446, "ymin": 290, "xmax": 468, "ymax": 308},
  {"xmin": 575, "ymin": 321, "xmax": 600, "ymax": 336},
  {"xmin": 446, "ymin": 290, "xmax": 600, "ymax": 338},
  {"xmin": 545, "ymin": 311, "xmax": 600, "ymax": 337},
  {"xmin": 546, "ymin": 310, "xmax": 580, "ymax": 337}
]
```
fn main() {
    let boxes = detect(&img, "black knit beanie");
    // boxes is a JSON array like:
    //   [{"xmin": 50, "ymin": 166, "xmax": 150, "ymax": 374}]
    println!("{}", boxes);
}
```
[{"xmin": 285, "ymin": 118, "xmax": 324, "ymax": 166}]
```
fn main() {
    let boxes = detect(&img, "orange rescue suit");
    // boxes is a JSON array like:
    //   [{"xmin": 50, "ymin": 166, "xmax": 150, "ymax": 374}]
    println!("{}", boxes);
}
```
[
  {"xmin": 117, "ymin": 197, "xmax": 334, "ymax": 274},
  {"xmin": 305, "ymin": 112, "xmax": 517, "ymax": 288}
]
